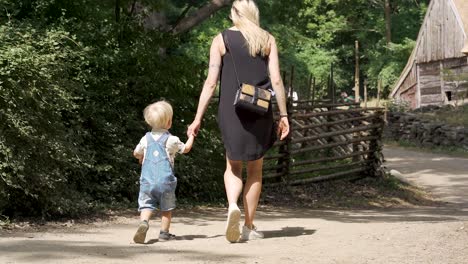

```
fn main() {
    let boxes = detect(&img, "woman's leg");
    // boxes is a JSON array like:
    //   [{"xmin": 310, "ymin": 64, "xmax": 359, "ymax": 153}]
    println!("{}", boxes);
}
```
[
  {"xmin": 224, "ymin": 157, "xmax": 243, "ymax": 206},
  {"xmin": 244, "ymin": 158, "xmax": 263, "ymax": 228},
  {"xmin": 224, "ymin": 157, "xmax": 243, "ymax": 242}
]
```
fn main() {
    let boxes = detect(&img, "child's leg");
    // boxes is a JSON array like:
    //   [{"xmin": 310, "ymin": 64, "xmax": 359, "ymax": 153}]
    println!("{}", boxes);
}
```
[
  {"xmin": 133, "ymin": 210, "xmax": 153, "ymax": 244},
  {"xmin": 160, "ymin": 210, "xmax": 172, "ymax": 232},
  {"xmin": 159, "ymin": 210, "xmax": 176, "ymax": 241},
  {"xmin": 140, "ymin": 210, "xmax": 153, "ymax": 222}
]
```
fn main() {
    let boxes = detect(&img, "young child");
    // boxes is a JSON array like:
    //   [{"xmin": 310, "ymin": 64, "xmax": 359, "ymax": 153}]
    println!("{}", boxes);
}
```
[{"xmin": 133, "ymin": 101, "xmax": 195, "ymax": 244}]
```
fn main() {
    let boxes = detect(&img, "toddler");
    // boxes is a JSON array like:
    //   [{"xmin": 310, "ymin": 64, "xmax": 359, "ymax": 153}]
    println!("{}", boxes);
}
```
[{"xmin": 133, "ymin": 101, "xmax": 194, "ymax": 243}]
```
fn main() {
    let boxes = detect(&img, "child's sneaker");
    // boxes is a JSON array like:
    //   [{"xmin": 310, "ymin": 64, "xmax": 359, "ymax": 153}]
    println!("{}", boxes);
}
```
[
  {"xmin": 241, "ymin": 225, "xmax": 264, "ymax": 241},
  {"xmin": 225, "ymin": 204, "xmax": 241, "ymax": 243},
  {"xmin": 133, "ymin": 220, "xmax": 149, "ymax": 244},
  {"xmin": 159, "ymin": 230, "xmax": 176, "ymax": 241}
]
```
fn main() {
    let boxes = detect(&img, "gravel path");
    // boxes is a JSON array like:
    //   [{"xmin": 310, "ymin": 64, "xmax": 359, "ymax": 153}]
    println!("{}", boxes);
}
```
[{"xmin": 1, "ymin": 146, "xmax": 467, "ymax": 264}]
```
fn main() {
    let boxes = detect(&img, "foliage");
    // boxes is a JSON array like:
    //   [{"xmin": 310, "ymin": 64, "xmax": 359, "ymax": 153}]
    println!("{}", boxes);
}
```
[
  {"xmin": 0, "ymin": 0, "xmax": 225, "ymax": 218},
  {"xmin": 384, "ymin": 98, "xmax": 410, "ymax": 112},
  {"xmin": 0, "ymin": 0, "xmax": 430, "ymax": 218}
]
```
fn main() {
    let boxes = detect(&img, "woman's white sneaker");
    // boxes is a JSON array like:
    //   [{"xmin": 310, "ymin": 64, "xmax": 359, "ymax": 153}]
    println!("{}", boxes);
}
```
[
  {"xmin": 225, "ymin": 204, "xmax": 241, "ymax": 243},
  {"xmin": 241, "ymin": 225, "xmax": 264, "ymax": 241}
]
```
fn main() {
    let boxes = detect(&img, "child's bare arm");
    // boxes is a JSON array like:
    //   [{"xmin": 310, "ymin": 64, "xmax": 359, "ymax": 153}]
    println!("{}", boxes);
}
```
[
  {"xmin": 133, "ymin": 150, "xmax": 144, "ymax": 164},
  {"xmin": 182, "ymin": 135, "xmax": 195, "ymax": 154}
]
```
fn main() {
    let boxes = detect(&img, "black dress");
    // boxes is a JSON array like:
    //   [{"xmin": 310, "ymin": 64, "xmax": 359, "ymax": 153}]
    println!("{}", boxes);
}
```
[{"xmin": 218, "ymin": 30, "xmax": 276, "ymax": 161}]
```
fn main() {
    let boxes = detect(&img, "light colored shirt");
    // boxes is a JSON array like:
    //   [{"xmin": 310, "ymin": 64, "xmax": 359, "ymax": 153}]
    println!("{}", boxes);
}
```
[{"xmin": 134, "ymin": 129, "xmax": 185, "ymax": 166}]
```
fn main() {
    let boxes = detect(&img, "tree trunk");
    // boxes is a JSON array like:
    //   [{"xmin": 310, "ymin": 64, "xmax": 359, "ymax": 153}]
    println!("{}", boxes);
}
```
[
  {"xmin": 384, "ymin": 0, "xmax": 392, "ymax": 45},
  {"xmin": 171, "ymin": 0, "xmax": 233, "ymax": 35},
  {"xmin": 115, "ymin": 0, "xmax": 120, "ymax": 23}
]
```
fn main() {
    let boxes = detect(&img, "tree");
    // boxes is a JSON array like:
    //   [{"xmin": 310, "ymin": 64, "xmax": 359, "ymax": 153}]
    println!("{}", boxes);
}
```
[{"xmin": 171, "ymin": 0, "xmax": 232, "ymax": 34}]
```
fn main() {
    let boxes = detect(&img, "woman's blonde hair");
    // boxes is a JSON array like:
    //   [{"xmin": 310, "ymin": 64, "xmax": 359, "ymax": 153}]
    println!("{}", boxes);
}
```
[
  {"xmin": 230, "ymin": 0, "xmax": 270, "ymax": 57},
  {"xmin": 143, "ymin": 101, "xmax": 173, "ymax": 129}
]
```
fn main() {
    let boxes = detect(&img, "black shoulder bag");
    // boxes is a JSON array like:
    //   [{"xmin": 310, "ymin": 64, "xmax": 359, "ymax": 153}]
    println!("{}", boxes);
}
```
[{"xmin": 223, "ymin": 32, "xmax": 272, "ymax": 115}]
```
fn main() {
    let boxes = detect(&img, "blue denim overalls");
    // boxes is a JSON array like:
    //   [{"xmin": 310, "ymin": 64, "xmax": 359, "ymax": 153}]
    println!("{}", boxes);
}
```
[{"xmin": 138, "ymin": 132, "xmax": 177, "ymax": 212}]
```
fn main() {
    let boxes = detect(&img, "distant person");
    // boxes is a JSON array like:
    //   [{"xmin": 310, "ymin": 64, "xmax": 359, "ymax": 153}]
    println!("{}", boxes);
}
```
[
  {"xmin": 187, "ymin": 0, "xmax": 289, "ymax": 243},
  {"xmin": 288, "ymin": 89, "xmax": 299, "ymax": 107},
  {"xmin": 132, "ymin": 101, "xmax": 195, "ymax": 244},
  {"xmin": 340, "ymin": 91, "xmax": 361, "ymax": 104}
]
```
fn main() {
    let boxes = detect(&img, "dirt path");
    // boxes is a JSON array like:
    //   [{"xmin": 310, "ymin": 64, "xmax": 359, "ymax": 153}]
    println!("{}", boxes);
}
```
[{"xmin": 1, "ymin": 146, "xmax": 468, "ymax": 264}]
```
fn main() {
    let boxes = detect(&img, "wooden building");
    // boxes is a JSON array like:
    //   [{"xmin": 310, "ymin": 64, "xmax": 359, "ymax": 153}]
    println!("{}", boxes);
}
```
[{"xmin": 390, "ymin": 0, "xmax": 468, "ymax": 109}]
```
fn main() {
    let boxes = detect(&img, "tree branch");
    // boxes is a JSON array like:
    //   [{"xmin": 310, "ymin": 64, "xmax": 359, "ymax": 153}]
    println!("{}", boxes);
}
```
[
  {"xmin": 170, "ymin": 4, "xmax": 194, "ymax": 32},
  {"xmin": 171, "ymin": 0, "xmax": 233, "ymax": 35}
]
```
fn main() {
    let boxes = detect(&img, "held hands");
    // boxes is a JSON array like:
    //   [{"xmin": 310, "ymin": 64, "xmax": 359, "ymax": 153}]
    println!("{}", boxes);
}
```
[
  {"xmin": 277, "ymin": 116, "xmax": 290, "ymax": 140},
  {"xmin": 187, "ymin": 119, "xmax": 201, "ymax": 137}
]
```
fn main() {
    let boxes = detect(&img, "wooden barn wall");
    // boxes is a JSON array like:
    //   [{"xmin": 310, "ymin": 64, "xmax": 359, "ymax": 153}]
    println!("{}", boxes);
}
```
[
  {"xmin": 400, "ymin": 85, "xmax": 417, "ymax": 109},
  {"xmin": 398, "ymin": 62, "xmax": 418, "ymax": 94},
  {"xmin": 416, "ymin": 0, "xmax": 466, "ymax": 63},
  {"xmin": 442, "ymin": 57, "xmax": 468, "ymax": 99},
  {"xmin": 419, "ymin": 61, "xmax": 445, "ymax": 105}
]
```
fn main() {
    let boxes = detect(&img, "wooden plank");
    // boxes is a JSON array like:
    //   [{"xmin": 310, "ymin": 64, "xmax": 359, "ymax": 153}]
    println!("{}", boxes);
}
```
[
  {"xmin": 291, "ymin": 124, "xmax": 382, "ymax": 144},
  {"xmin": 420, "ymin": 94, "xmax": 445, "ymax": 104},
  {"xmin": 289, "ymin": 167, "xmax": 368, "ymax": 185},
  {"xmin": 264, "ymin": 153, "xmax": 287, "ymax": 160},
  {"xmin": 263, "ymin": 171, "xmax": 285, "ymax": 180},
  {"xmin": 292, "ymin": 114, "xmax": 381, "ymax": 131},
  {"xmin": 292, "ymin": 150, "xmax": 373, "ymax": 166},
  {"xmin": 263, "ymin": 164, "xmax": 287, "ymax": 172},
  {"xmin": 293, "ymin": 107, "xmax": 384, "ymax": 119},
  {"xmin": 291, "ymin": 136, "xmax": 378, "ymax": 155},
  {"xmin": 293, "ymin": 102, "xmax": 360, "ymax": 110},
  {"xmin": 290, "ymin": 161, "xmax": 370, "ymax": 176},
  {"xmin": 420, "ymin": 86, "xmax": 442, "ymax": 95}
]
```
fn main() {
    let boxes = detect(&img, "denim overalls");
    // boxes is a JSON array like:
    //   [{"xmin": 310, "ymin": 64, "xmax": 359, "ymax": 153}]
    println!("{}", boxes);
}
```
[{"xmin": 138, "ymin": 132, "xmax": 177, "ymax": 212}]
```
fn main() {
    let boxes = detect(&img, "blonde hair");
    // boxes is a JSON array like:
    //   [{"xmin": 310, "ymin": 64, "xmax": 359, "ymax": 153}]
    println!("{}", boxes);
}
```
[
  {"xmin": 143, "ymin": 101, "xmax": 173, "ymax": 129},
  {"xmin": 230, "ymin": 0, "xmax": 270, "ymax": 57}
]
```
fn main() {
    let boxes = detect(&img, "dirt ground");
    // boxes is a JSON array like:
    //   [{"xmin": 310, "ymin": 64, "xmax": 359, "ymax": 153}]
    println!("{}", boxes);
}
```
[{"xmin": 1, "ymin": 146, "xmax": 468, "ymax": 264}]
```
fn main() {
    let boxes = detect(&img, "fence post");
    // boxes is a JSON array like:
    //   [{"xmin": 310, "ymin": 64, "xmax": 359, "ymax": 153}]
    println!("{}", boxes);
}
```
[
  {"xmin": 311, "ymin": 77, "xmax": 316, "ymax": 106},
  {"xmin": 377, "ymin": 78, "xmax": 382, "ymax": 107},
  {"xmin": 283, "ymin": 66, "xmax": 295, "ymax": 184},
  {"xmin": 307, "ymin": 74, "xmax": 313, "ymax": 101},
  {"xmin": 364, "ymin": 79, "xmax": 368, "ymax": 109},
  {"xmin": 354, "ymin": 40, "xmax": 360, "ymax": 103},
  {"xmin": 330, "ymin": 63, "xmax": 335, "ymax": 105},
  {"xmin": 367, "ymin": 110, "xmax": 385, "ymax": 177}
]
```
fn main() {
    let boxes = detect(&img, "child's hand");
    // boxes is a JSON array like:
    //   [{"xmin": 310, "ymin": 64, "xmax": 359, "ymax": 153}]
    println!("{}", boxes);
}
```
[
  {"xmin": 183, "ymin": 133, "xmax": 196, "ymax": 154},
  {"xmin": 133, "ymin": 151, "xmax": 144, "ymax": 165}
]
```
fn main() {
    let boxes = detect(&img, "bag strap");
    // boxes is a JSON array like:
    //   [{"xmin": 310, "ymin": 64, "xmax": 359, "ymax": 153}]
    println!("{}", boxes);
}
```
[{"xmin": 222, "ymin": 31, "xmax": 242, "ymax": 88}]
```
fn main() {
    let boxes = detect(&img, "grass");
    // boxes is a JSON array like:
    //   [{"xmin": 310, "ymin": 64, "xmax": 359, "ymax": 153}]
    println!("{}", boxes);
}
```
[{"xmin": 261, "ymin": 173, "xmax": 440, "ymax": 209}]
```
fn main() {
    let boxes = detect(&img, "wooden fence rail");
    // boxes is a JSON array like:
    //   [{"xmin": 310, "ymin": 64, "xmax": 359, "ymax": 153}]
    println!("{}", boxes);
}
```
[{"xmin": 263, "ymin": 100, "xmax": 385, "ymax": 185}]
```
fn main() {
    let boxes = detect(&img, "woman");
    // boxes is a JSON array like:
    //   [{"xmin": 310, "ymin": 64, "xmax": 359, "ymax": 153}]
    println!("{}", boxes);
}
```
[{"xmin": 187, "ymin": 0, "xmax": 289, "ymax": 243}]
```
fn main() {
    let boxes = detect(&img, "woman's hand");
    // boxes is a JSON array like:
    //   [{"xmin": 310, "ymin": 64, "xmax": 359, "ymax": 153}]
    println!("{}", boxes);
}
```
[
  {"xmin": 187, "ymin": 120, "xmax": 201, "ymax": 137},
  {"xmin": 277, "ymin": 116, "xmax": 290, "ymax": 140}
]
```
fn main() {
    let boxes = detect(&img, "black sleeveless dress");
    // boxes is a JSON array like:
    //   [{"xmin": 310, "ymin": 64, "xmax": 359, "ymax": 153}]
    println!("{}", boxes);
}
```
[{"xmin": 218, "ymin": 30, "xmax": 276, "ymax": 161}]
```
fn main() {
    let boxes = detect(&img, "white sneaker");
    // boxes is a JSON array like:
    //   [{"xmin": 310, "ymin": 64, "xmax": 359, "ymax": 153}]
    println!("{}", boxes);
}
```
[
  {"xmin": 241, "ymin": 225, "xmax": 264, "ymax": 241},
  {"xmin": 225, "ymin": 204, "xmax": 241, "ymax": 243}
]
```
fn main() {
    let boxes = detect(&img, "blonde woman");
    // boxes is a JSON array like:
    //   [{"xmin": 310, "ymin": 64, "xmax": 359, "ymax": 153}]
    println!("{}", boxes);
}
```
[{"xmin": 187, "ymin": 0, "xmax": 289, "ymax": 243}]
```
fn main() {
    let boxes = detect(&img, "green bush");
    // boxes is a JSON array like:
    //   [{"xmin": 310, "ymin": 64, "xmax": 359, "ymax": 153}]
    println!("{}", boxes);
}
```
[
  {"xmin": 0, "ymin": 13, "xmax": 226, "ymax": 217},
  {"xmin": 0, "ymin": 21, "xmax": 95, "ymax": 217}
]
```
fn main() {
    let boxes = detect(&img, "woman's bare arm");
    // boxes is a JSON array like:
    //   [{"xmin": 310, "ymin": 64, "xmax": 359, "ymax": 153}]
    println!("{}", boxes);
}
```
[
  {"xmin": 268, "ymin": 36, "xmax": 288, "ymax": 117},
  {"xmin": 267, "ymin": 36, "xmax": 290, "ymax": 140},
  {"xmin": 188, "ymin": 34, "xmax": 223, "ymax": 136}
]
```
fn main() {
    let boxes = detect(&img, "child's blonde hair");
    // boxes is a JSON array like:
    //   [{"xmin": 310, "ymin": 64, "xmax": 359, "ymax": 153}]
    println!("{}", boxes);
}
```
[{"xmin": 143, "ymin": 101, "xmax": 173, "ymax": 129}]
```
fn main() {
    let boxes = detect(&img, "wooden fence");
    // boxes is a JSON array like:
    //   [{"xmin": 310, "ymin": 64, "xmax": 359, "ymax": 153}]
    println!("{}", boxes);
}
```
[{"xmin": 263, "ymin": 99, "xmax": 386, "ymax": 185}]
